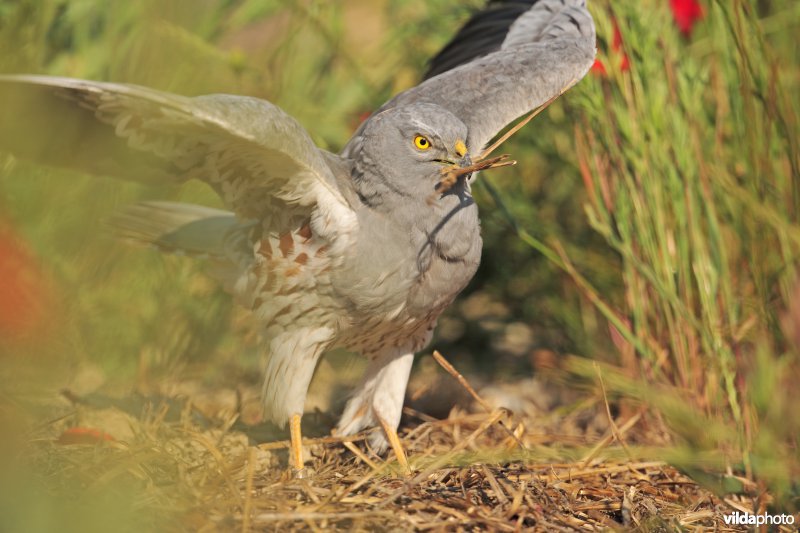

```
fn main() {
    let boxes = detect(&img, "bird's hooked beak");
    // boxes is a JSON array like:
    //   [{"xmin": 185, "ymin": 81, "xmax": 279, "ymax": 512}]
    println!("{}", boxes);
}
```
[
  {"xmin": 432, "ymin": 140, "xmax": 471, "ymax": 174},
  {"xmin": 433, "ymin": 139, "xmax": 472, "ymax": 170},
  {"xmin": 453, "ymin": 139, "xmax": 472, "ymax": 175}
]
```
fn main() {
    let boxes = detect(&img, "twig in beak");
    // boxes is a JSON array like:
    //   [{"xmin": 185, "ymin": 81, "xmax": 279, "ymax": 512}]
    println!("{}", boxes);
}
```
[{"xmin": 430, "ymin": 155, "xmax": 516, "ymax": 202}]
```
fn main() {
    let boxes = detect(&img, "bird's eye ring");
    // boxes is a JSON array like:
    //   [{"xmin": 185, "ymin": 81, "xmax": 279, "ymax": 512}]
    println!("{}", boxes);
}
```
[{"xmin": 413, "ymin": 135, "xmax": 431, "ymax": 150}]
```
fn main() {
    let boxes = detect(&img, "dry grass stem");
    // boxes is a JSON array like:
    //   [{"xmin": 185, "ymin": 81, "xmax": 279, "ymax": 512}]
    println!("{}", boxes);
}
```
[
  {"xmin": 431, "ymin": 350, "xmax": 492, "ymax": 412},
  {"xmin": 250, "ymin": 510, "xmax": 397, "ymax": 523},
  {"xmin": 580, "ymin": 409, "xmax": 644, "ymax": 467},
  {"xmin": 342, "ymin": 440, "xmax": 381, "ymax": 471},
  {"xmin": 478, "ymin": 79, "xmax": 577, "ymax": 161},
  {"xmin": 257, "ymin": 432, "xmax": 365, "ymax": 451},
  {"xmin": 241, "ymin": 446, "xmax": 256, "ymax": 533},
  {"xmin": 432, "ymin": 350, "xmax": 526, "ymax": 450}
]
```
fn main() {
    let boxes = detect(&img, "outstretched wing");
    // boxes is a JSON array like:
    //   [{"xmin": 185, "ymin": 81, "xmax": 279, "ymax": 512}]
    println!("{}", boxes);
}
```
[
  {"xmin": 384, "ymin": 0, "xmax": 595, "ymax": 153},
  {"xmin": 0, "ymin": 75, "xmax": 355, "ymax": 234}
]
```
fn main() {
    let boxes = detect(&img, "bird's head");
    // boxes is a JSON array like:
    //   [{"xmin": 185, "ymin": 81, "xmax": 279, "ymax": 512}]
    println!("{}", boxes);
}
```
[{"xmin": 352, "ymin": 102, "xmax": 475, "ymax": 206}]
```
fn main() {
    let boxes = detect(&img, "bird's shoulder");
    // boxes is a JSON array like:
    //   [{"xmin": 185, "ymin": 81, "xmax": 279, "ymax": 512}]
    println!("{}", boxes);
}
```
[{"xmin": 319, "ymin": 150, "xmax": 362, "ymax": 210}]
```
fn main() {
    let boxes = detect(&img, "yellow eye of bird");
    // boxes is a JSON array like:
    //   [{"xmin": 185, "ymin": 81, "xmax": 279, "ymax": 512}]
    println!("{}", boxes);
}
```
[{"xmin": 414, "ymin": 135, "xmax": 431, "ymax": 150}]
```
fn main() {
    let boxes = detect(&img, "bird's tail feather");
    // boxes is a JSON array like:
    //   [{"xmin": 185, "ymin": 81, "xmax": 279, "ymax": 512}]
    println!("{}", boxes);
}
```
[{"xmin": 110, "ymin": 201, "xmax": 251, "ymax": 258}]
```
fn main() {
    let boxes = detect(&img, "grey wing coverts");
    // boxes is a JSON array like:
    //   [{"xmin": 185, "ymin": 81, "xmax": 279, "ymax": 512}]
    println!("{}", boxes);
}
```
[{"xmin": 0, "ymin": 75, "xmax": 356, "ymax": 235}]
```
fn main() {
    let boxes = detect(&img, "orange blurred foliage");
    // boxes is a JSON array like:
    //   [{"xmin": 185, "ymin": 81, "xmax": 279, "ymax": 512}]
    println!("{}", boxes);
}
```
[{"xmin": 0, "ymin": 218, "xmax": 59, "ymax": 345}]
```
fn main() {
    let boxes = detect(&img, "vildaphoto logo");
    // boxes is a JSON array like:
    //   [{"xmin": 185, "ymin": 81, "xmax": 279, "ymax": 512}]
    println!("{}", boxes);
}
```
[{"xmin": 723, "ymin": 511, "xmax": 795, "ymax": 526}]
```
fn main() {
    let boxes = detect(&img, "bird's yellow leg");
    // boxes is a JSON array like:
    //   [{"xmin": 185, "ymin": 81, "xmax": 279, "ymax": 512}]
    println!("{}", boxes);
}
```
[
  {"xmin": 378, "ymin": 416, "xmax": 410, "ymax": 474},
  {"xmin": 289, "ymin": 413, "xmax": 305, "ymax": 474}
]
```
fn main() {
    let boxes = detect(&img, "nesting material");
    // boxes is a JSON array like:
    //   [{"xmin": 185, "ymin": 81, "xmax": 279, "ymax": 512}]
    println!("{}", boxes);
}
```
[{"xmin": 25, "ymin": 371, "xmax": 753, "ymax": 532}]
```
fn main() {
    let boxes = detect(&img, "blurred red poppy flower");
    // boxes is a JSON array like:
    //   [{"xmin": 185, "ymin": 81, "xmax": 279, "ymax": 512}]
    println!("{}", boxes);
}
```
[
  {"xmin": 612, "ymin": 24, "xmax": 631, "ymax": 72},
  {"xmin": 591, "ymin": 20, "xmax": 629, "ymax": 76},
  {"xmin": 593, "ymin": 1, "xmax": 703, "ymax": 78},
  {"xmin": 591, "ymin": 59, "xmax": 607, "ymax": 75},
  {"xmin": 670, "ymin": 0, "xmax": 704, "ymax": 37}
]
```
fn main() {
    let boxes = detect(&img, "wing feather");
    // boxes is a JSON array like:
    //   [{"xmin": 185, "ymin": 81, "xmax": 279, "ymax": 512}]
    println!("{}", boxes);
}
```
[{"xmin": 0, "ymin": 75, "xmax": 355, "ymax": 234}]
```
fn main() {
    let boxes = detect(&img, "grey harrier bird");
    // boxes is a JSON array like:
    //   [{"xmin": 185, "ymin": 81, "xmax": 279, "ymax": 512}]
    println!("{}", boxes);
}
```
[{"xmin": 0, "ymin": 0, "xmax": 595, "ymax": 473}]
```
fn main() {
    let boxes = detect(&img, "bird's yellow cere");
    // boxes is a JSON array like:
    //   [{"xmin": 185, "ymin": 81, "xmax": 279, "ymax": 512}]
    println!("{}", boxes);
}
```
[{"xmin": 454, "ymin": 139, "xmax": 467, "ymax": 158}]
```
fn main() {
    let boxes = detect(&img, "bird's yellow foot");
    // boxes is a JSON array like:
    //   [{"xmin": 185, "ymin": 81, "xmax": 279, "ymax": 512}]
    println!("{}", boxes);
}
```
[{"xmin": 289, "ymin": 413, "xmax": 307, "ymax": 478}]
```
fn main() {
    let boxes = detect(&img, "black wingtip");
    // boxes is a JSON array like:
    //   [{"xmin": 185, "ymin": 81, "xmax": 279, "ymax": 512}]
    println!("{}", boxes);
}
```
[{"xmin": 423, "ymin": 0, "xmax": 539, "ymax": 80}]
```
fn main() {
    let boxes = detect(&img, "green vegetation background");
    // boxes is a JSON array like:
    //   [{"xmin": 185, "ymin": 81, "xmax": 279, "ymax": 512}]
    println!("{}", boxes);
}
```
[{"xmin": 0, "ymin": 0, "xmax": 798, "ymax": 527}]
